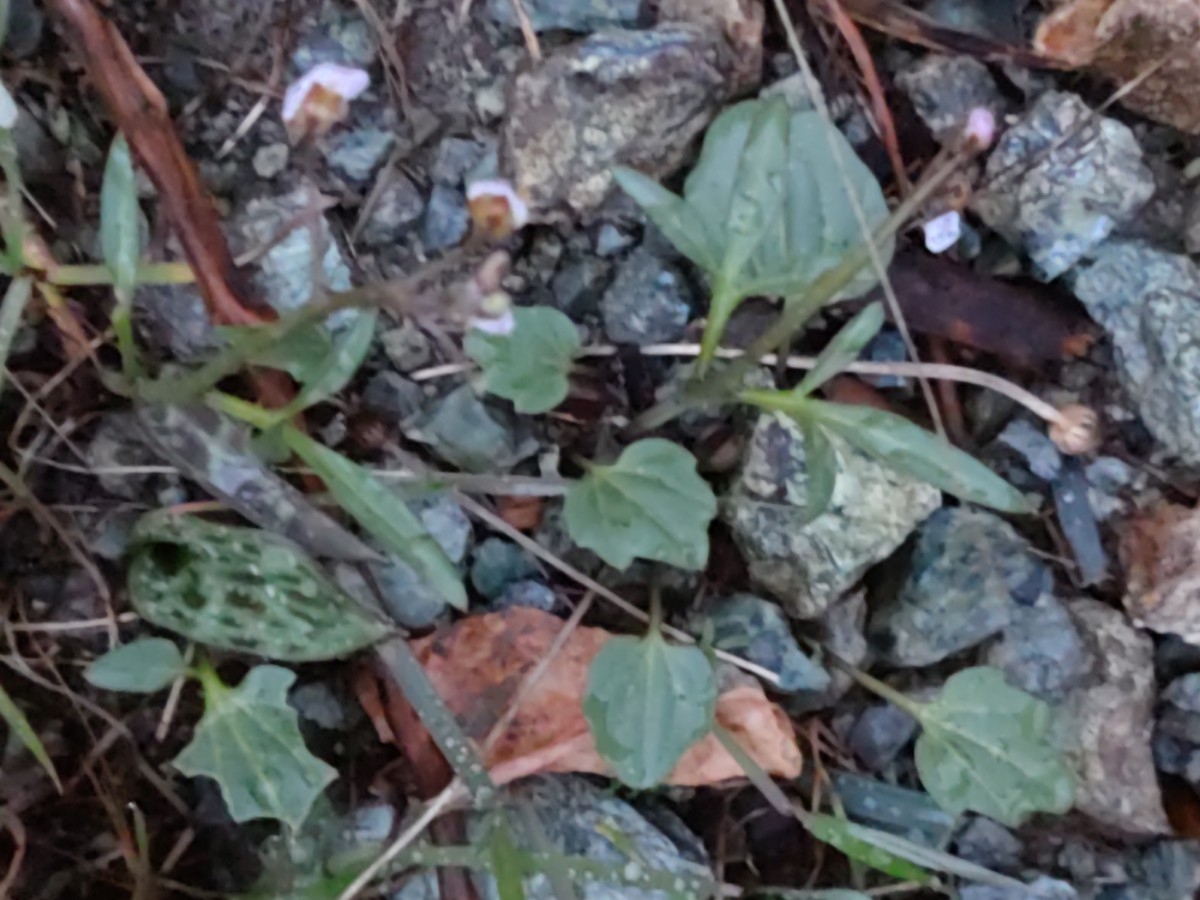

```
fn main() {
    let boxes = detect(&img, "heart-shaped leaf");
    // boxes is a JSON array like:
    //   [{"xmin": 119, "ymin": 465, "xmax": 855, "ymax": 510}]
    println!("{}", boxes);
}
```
[
  {"xmin": 614, "ymin": 97, "xmax": 890, "ymax": 363},
  {"xmin": 465, "ymin": 307, "xmax": 581, "ymax": 414},
  {"xmin": 742, "ymin": 392, "xmax": 1031, "ymax": 514},
  {"xmin": 127, "ymin": 513, "xmax": 390, "ymax": 661},
  {"xmin": 86, "ymin": 637, "xmax": 186, "ymax": 693},
  {"xmin": 282, "ymin": 427, "xmax": 467, "ymax": 610},
  {"xmin": 914, "ymin": 667, "xmax": 1075, "ymax": 826},
  {"xmin": 175, "ymin": 664, "xmax": 336, "ymax": 828},
  {"xmin": 564, "ymin": 439, "xmax": 716, "ymax": 571},
  {"xmin": 100, "ymin": 134, "xmax": 142, "ymax": 296},
  {"xmin": 583, "ymin": 631, "xmax": 717, "ymax": 788}
]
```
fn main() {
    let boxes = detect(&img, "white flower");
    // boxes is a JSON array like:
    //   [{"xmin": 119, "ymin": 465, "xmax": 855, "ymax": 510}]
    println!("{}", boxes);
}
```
[
  {"xmin": 922, "ymin": 210, "xmax": 962, "ymax": 254},
  {"xmin": 963, "ymin": 107, "xmax": 996, "ymax": 151},
  {"xmin": 466, "ymin": 178, "xmax": 529, "ymax": 238},
  {"xmin": 282, "ymin": 63, "xmax": 370, "ymax": 140}
]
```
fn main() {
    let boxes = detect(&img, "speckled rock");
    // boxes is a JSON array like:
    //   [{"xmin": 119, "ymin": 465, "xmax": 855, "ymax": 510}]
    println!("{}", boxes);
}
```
[
  {"xmin": 231, "ymin": 188, "xmax": 353, "ymax": 323},
  {"xmin": 409, "ymin": 385, "xmax": 539, "ymax": 473},
  {"xmin": 1068, "ymin": 241, "xmax": 1200, "ymax": 463},
  {"xmin": 789, "ymin": 590, "xmax": 868, "ymax": 713},
  {"xmin": 325, "ymin": 126, "xmax": 394, "ymax": 184},
  {"xmin": 986, "ymin": 594, "xmax": 1089, "ymax": 704},
  {"xmin": 423, "ymin": 184, "xmax": 470, "ymax": 251},
  {"xmin": 361, "ymin": 173, "xmax": 425, "ymax": 247},
  {"xmin": 703, "ymin": 594, "xmax": 829, "ymax": 693},
  {"xmin": 86, "ymin": 412, "xmax": 182, "ymax": 502},
  {"xmin": 1153, "ymin": 672, "xmax": 1200, "ymax": 786},
  {"xmin": 724, "ymin": 414, "xmax": 941, "ymax": 619},
  {"xmin": 501, "ymin": 26, "xmax": 728, "ymax": 218},
  {"xmin": 601, "ymin": 249, "xmax": 692, "ymax": 345},
  {"xmin": 469, "ymin": 775, "xmax": 711, "ymax": 900},
  {"xmin": 1062, "ymin": 598, "xmax": 1169, "ymax": 837},
  {"xmin": 485, "ymin": 0, "xmax": 642, "ymax": 33},
  {"xmin": 973, "ymin": 91, "xmax": 1154, "ymax": 281},
  {"xmin": 848, "ymin": 703, "xmax": 918, "ymax": 771},
  {"xmin": 896, "ymin": 54, "xmax": 1010, "ymax": 144},
  {"xmin": 869, "ymin": 507, "xmax": 1050, "ymax": 668}
]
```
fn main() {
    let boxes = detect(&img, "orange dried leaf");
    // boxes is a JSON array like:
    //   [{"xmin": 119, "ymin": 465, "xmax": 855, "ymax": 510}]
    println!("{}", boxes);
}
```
[{"xmin": 408, "ymin": 607, "xmax": 802, "ymax": 787}]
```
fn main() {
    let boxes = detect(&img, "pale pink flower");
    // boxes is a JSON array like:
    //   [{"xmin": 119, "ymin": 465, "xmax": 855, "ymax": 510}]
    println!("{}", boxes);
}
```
[
  {"xmin": 963, "ymin": 107, "xmax": 997, "ymax": 151},
  {"xmin": 282, "ymin": 63, "xmax": 370, "ymax": 141},
  {"xmin": 467, "ymin": 178, "xmax": 530, "ymax": 239}
]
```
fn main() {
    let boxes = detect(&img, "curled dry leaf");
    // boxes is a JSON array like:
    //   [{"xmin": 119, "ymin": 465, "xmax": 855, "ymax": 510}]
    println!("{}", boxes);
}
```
[
  {"xmin": 390, "ymin": 607, "xmax": 801, "ymax": 786},
  {"xmin": 1036, "ymin": 0, "xmax": 1200, "ymax": 133}
]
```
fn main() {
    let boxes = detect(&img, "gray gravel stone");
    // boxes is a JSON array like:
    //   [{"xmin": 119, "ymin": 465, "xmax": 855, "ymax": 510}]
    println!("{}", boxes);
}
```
[
  {"xmin": 381, "ymin": 321, "xmax": 433, "ymax": 373},
  {"xmin": 896, "ymin": 54, "xmax": 1010, "ymax": 144},
  {"xmin": 960, "ymin": 877, "xmax": 1076, "ymax": 900},
  {"xmin": 252, "ymin": 143, "xmax": 289, "ymax": 179},
  {"xmin": 704, "ymin": 594, "xmax": 830, "ymax": 693},
  {"xmin": 291, "ymin": 4, "xmax": 375, "ymax": 72},
  {"xmin": 953, "ymin": 817, "xmax": 1024, "ymax": 873},
  {"xmin": 326, "ymin": 126, "xmax": 394, "ymax": 184},
  {"xmin": 134, "ymin": 284, "xmax": 219, "ymax": 363},
  {"xmin": 986, "ymin": 594, "xmax": 1089, "ymax": 704},
  {"xmin": 362, "ymin": 371, "xmax": 424, "ymax": 422},
  {"xmin": 973, "ymin": 91, "xmax": 1154, "ymax": 281},
  {"xmin": 502, "ymin": 26, "xmax": 728, "ymax": 218},
  {"xmin": 1068, "ymin": 240, "xmax": 1200, "ymax": 463},
  {"xmin": 470, "ymin": 537, "xmax": 539, "ymax": 600},
  {"xmin": 602, "ymin": 249, "xmax": 692, "ymax": 344},
  {"xmin": 430, "ymin": 136, "xmax": 494, "ymax": 187},
  {"xmin": 869, "ymin": 507, "xmax": 1050, "ymax": 667},
  {"xmin": 725, "ymin": 414, "xmax": 940, "ymax": 619},
  {"xmin": 848, "ymin": 703, "xmax": 918, "ymax": 771},
  {"xmin": 485, "ymin": 0, "xmax": 641, "ymax": 33},
  {"xmin": 552, "ymin": 256, "xmax": 612, "ymax": 320},
  {"xmin": 410, "ymin": 385, "xmax": 539, "ymax": 473},
  {"xmin": 362, "ymin": 174, "xmax": 425, "ymax": 247},
  {"xmin": 423, "ymin": 184, "xmax": 470, "ymax": 251},
  {"xmin": 493, "ymin": 580, "xmax": 558, "ymax": 613}
]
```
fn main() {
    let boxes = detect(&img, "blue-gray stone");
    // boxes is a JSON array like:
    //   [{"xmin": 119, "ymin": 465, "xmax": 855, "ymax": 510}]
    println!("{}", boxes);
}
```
[
  {"xmin": 326, "ymin": 126, "xmax": 395, "ymax": 184},
  {"xmin": 848, "ymin": 703, "xmax": 918, "ymax": 771},
  {"xmin": 601, "ymin": 249, "xmax": 691, "ymax": 345},
  {"xmin": 362, "ymin": 371, "xmax": 423, "ymax": 422},
  {"xmin": 870, "ymin": 507, "xmax": 1050, "ymax": 667},
  {"xmin": 413, "ymin": 385, "xmax": 538, "ymax": 473},
  {"xmin": 362, "ymin": 173, "xmax": 425, "ymax": 247},
  {"xmin": 973, "ymin": 91, "xmax": 1154, "ymax": 281},
  {"xmin": 493, "ymin": 580, "xmax": 558, "ymax": 613},
  {"xmin": 961, "ymin": 877, "xmax": 1077, "ymax": 900},
  {"xmin": 423, "ymin": 185, "xmax": 470, "ymax": 251},
  {"xmin": 291, "ymin": 5, "xmax": 375, "ymax": 72},
  {"xmin": 704, "ymin": 594, "xmax": 830, "ymax": 693},
  {"xmin": 485, "ymin": 0, "xmax": 641, "ymax": 33},
  {"xmin": 953, "ymin": 816, "xmax": 1024, "ymax": 873},
  {"xmin": 987, "ymin": 595, "xmax": 1089, "ymax": 704},
  {"xmin": 470, "ymin": 537, "xmax": 539, "ymax": 600},
  {"xmin": 430, "ymin": 137, "xmax": 493, "ymax": 187}
]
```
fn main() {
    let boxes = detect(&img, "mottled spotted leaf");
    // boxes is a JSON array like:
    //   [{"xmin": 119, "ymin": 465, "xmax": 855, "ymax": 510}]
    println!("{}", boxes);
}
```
[{"xmin": 127, "ymin": 512, "xmax": 390, "ymax": 661}]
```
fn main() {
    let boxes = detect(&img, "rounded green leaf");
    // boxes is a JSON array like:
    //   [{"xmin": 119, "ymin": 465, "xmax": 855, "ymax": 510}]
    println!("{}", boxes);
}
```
[
  {"xmin": 465, "ymin": 307, "xmax": 581, "ymax": 414},
  {"xmin": 127, "ymin": 513, "xmax": 391, "ymax": 661},
  {"xmin": 583, "ymin": 633, "xmax": 717, "ymax": 788},
  {"xmin": 174, "ymin": 664, "xmax": 337, "ymax": 828},
  {"xmin": 86, "ymin": 637, "xmax": 186, "ymax": 693},
  {"xmin": 564, "ymin": 439, "xmax": 716, "ymax": 571},
  {"xmin": 914, "ymin": 667, "xmax": 1075, "ymax": 826}
]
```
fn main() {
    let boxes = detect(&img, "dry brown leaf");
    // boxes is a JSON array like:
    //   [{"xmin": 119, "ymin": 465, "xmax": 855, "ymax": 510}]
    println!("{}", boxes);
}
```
[
  {"xmin": 406, "ymin": 607, "xmax": 802, "ymax": 786},
  {"xmin": 1036, "ymin": 0, "xmax": 1200, "ymax": 133}
]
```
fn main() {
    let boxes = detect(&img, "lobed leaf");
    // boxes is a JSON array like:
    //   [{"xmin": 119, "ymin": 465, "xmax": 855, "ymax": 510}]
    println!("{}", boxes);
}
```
[
  {"xmin": 564, "ymin": 439, "xmax": 716, "ymax": 571},
  {"xmin": 174, "ymin": 664, "xmax": 337, "ymax": 828},
  {"xmin": 86, "ymin": 637, "xmax": 186, "ymax": 693},
  {"xmin": 100, "ymin": 134, "xmax": 142, "ymax": 296},
  {"xmin": 282, "ymin": 427, "xmax": 467, "ymax": 610},
  {"xmin": 465, "ymin": 306, "xmax": 581, "ymax": 414},
  {"xmin": 914, "ymin": 667, "xmax": 1075, "ymax": 827},
  {"xmin": 127, "ymin": 512, "xmax": 391, "ymax": 661},
  {"xmin": 583, "ymin": 632, "xmax": 717, "ymax": 788}
]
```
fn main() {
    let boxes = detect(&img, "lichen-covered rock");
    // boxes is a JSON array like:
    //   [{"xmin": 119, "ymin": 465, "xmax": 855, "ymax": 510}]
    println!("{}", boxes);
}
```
[
  {"xmin": 1068, "ymin": 241, "xmax": 1200, "ymax": 463},
  {"xmin": 896, "ymin": 54, "xmax": 1011, "ymax": 144},
  {"xmin": 972, "ymin": 91, "xmax": 1154, "ymax": 281},
  {"xmin": 724, "ymin": 414, "xmax": 940, "ymax": 619},
  {"xmin": 1062, "ymin": 598, "xmax": 1169, "ymax": 837},
  {"xmin": 501, "ymin": 26, "xmax": 727, "ymax": 219},
  {"xmin": 869, "ymin": 507, "xmax": 1050, "ymax": 668},
  {"xmin": 601, "ymin": 249, "xmax": 692, "ymax": 345}
]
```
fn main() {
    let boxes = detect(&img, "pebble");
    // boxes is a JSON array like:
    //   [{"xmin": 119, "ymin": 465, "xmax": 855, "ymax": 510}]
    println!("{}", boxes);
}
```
[
  {"xmin": 422, "ymin": 184, "xmax": 470, "ymax": 251},
  {"xmin": 601, "ymin": 249, "xmax": 692, "ymax": 345},
  {"xmin": 953, "ymin": 817, "xmax": 1024, "ymax": 873},
  {"xmin": 501, "ymin": 26, "xmax": 728, "ymax": 218},
  {"xmin": 291, "ymin": 4, "xmax": 376, "ymax": 72},
  {"xmin": 869, "ymin": 507, "xmax": 1050, "ymax": 667},
  {"xmin": 896, "ymin": 54, "xmax": 1010, "ymax": 144},
  {"xmin": 725, "ymin": 414, "xmax": 941, "ymax": 619},
  {"xmin": 409, "ymin": 385, "xmax": 539, "ymax": 473},
  {"xmin": 1068, "ymin": 240, "xmax": 1200, "ymax": 464},
  {"xmin": 704, "ymin": 594, "xmax": 830, "ymax": 693},
  {"xmin": 325, "ymin": 126, "xmax": 395, "ymax": 184},
  {"xmin": 973, "ymin": 91, "xmax": 1155, "ymax": 281},
  {"xmin": 552, "ymin": 256, "xmax": 613, "ymax": 321},
  {"xmin": 593, "ymin": 223, "xmax": 637, "ymax": 257},
  {"xmin": 361, "ymin": 371, "xmax": 424, "ymax": 422},
  {"xmin": 986, "ymin": 594, "xmax": 1089, "ymax": 704},
  {"xmin": 485, "ymin": 0, "xmax": 641, "ymax": 33},
  {"xmin": 252, "ymin": 143, "xmax": 290, "ymax": 179},
  {"xmin": 492, "ymin": 580, "xmax": 559, "ymax": 613},
  {"xmin": 848, "ymin": 703, "xmax": 918, "ymax": 771},
  {"xmin": 470, "ymin": 537, "xmax": 539, "ymax": 600},
  {"xmin": 430, "ymin": 136, "xmax": 494, "ymax": 187},
  {"xmin": 361, "ymin": 173, "xmax": 426, "ymax": 247},
  {"xmin": 381, "ymin": 321, "xmax": 434, "ymax": 373},
  {"xmin": 960, "ymin": 877, "xmax": 1077, "ymax": 900},
  {"xmin": 133, "ymin": 284, "xmax": 220, "ymax": 363}
]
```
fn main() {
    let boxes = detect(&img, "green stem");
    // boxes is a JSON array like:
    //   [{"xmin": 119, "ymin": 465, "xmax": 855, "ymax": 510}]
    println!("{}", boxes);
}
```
[
  {"xmin": 46, "ymin": 261, "xmax": 195, "ymax": 287},
  {"xmin": 206, "ymin": 390, "xmax": 278, "ymax": 430},
  {"xmin": 193, "ymin": 655, "xmax": 228, "ymax": 711},
  {"xmin": 818, "ymin": 644, "xmax": 926, "ymax": 720},
  {"xmin": 0, "ymin": 276, "xmax": 32, "ymax": 395},
  {"xmin": 0, "ymin": 128, "xmax": 26, "ymax": 274},
  {"xmin": 695, "ymin": 281, "xmax": 740, "ymax": 375},
  {"xmin": 112, "ymin": 287, "xmax": 144, "ymax": 380}
]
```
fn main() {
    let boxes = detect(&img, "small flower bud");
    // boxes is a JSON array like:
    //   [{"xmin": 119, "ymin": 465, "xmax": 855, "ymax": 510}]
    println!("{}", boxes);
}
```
[
  {"xmin": 466, "ymin": 178, "xmax": 529, "ymax": 240},
  {"xmin": 469, "ymin": 291, "xmax": 515, "ymax": 336},
  {"xmin": 962, "ymin": 107, "xmax": 997, "ymax": 154},
  {"xmin": 1049, "ymin": 404, "xmax": 1100, "ymax": 455},
  {"xmin": 282, "ymin": 64, "xmax": 370, "ymax": 142}
]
